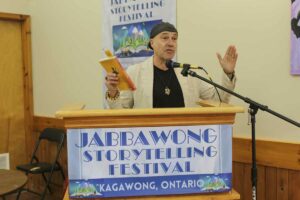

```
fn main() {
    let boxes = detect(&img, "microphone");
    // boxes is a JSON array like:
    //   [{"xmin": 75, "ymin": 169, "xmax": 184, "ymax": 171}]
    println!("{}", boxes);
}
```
[
  {"xmin": 166, "ymin": 60, "xmax": 223, "ymax": 103},
  {"xmin": 166, "ymin": 60, "xmax": 203, "ymax": 70}
]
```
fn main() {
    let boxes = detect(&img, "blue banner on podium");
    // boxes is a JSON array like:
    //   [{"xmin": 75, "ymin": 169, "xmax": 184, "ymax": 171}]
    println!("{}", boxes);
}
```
[{"xmin": 67, "ymin": 125, "xmax": 232, "ymax": 198}]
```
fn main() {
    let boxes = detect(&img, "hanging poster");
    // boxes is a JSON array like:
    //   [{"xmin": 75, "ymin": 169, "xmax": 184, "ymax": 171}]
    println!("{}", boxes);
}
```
[
  {"xmin": 101, "ymin": 0, "xmax": 177, "ymax": 67},
  {"xmin": 291, "ymin": 0, "xmax": 300, "ymax": 75}
]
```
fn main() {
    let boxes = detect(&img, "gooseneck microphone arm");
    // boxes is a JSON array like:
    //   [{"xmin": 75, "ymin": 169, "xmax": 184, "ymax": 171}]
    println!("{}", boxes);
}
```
[{"xmin": 180, "ymin": 65, "xmax": 300, "ymax": 200}]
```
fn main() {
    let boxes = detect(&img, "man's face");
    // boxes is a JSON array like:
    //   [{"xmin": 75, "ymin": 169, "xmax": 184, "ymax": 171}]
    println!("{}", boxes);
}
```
[{"xmin": 150, "ymin": 31, "xmax": 178, "ymax": 61}]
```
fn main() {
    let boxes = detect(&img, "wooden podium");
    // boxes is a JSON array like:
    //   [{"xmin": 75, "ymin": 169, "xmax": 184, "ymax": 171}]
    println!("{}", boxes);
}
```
[
  {"xmin": 57, "ymin": 103, "xmax": 244, "ymax": 200},
  {"xmin": 63, "ymin": 188, "xmax": 240, "ymax": 200}
]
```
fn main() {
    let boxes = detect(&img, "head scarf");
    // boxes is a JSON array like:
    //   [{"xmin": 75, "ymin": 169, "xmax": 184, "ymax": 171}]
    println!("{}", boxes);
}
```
[{"xmin": 148, "ymin": 22, "xmax": 178, "ymax": 49}]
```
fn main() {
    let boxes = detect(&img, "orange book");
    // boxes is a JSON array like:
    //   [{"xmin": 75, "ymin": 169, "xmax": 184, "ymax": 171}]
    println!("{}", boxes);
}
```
[{"xmin": 99, "ymin": 50, "xmax": 136, "ymax": 91}]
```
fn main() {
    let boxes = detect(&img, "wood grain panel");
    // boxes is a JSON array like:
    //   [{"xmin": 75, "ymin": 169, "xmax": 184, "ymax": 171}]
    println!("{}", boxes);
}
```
[
  {"xmin": 0, "ymin": 16, "xmax": 26, "ymax": 168},
  {"xmin": 276, "ymin": 168, "xmax": 289, "ymax": 200},
  {"xmin": 233, "ymin": 137, "xmax": 300, "ymax": 170},
  {"xmin": 265, "ymin": 167, "xmax": 277, "ymax": 200},
  {"xmin": 56, "ymin": 107, "xmax": 245, "ymax": 118},
  {"xmin": 21, "ymin": 15, "xmax": 34, "ymax": 163},
  {"xmin": 288, "ymin": 169, "xmax": 300, "ymax": 200},
  {"xmin": 0, "ymin": 12, "xmax": 24, "ymax": 21},
  {"xmin": 232, "ymin": 162, "xmax": 245, "ymax": 198},
  {"xmin": 0, "ymin": 12, "xmax": 33, "ymax": 169},
  {"xmin": 62, "ymin": 114, "xmax": 236, "ymax": 128},
  {"xmin": 242, "ymin": 164, "xmax": 252, "ymax": 200},
  {"xmin": 33, "ymin": 116, "xmax": 65, "ymax": 132},
  {"xmin": 57, "ymin": 107, "xmax": 243, "ymax": 128},
  {"xmin": 257, "ymin": 165, "xmax": 265, "ymax": 200}
]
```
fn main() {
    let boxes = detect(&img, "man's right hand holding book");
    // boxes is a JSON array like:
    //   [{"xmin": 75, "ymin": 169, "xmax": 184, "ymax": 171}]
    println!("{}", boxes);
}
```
[{"xmin": 105, "ymin": 72, "xmax": 120, "ymax": 99}]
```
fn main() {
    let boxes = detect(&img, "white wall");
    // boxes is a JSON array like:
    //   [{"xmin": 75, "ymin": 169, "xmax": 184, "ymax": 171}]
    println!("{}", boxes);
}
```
[
  {"xmin": 27, "ymin": 0, "xmax": 103, "ymax": 115},
  {"xmin": 0, "ymin": 0, "xmax": 29, "ymax": 13},
  {"xmin": 0, "ymin": 0, "xmax": 299, "ymax": 142},
  {"xmin": 177, "ymin": 0, "xmax": 300, "ymax": 142}
]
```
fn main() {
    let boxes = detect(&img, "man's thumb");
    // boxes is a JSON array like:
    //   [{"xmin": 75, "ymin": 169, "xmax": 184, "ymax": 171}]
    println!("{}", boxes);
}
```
[{"xmin": 216, "ymin": 53, "xmax": 222, "ymax": 64}]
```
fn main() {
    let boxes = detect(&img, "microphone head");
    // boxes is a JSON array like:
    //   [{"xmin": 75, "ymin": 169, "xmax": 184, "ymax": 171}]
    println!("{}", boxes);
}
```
[
  {"xmin": 166, "ymin": 60, "xmax": 203, "ymax": 70},
  {"xmin": 166, "ymin": 60, "xmax": 180, "ymax": 68},
  {"xmin": 166, "ymin": 60, "xmax": 173, "ymax": 68}
]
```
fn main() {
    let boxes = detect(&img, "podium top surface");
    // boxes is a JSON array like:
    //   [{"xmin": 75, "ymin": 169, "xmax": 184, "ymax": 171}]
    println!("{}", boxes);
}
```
[
  {"xmin": 56, "ymin": 101, "xmax": 244, "ymax": 128},
  {"xmin": 56, "ymin": 106, "xmax": 244, "ymax": 119}
]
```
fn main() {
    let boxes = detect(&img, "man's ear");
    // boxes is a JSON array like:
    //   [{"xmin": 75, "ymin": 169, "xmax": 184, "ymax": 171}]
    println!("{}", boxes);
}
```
[{"xmin": 150, "ymin": 39, "xmax": 154, "ymax": 48}]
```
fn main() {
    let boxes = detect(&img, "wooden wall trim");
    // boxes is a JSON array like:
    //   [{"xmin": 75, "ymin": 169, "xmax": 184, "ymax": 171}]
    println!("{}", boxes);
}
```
[
  {"xmin": 33, "ymin": 116, "xmax": 65, "ymax": 132},
  {"xmin": 21, "ymin": 15, "xmax": 34, "ymax": 163},
  {"xmin": 233, "ymin": 137, "xmax": 300, "ymax": 170},
  {"xmin": 0, "ymin": 12, "xmax": 29, "ymax": 21}
]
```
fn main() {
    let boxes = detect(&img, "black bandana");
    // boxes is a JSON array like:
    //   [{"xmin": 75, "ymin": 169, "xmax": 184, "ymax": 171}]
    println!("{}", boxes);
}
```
[{"xmin": 148, "ymin": 22, "xmax": 178, "ymax": 49}]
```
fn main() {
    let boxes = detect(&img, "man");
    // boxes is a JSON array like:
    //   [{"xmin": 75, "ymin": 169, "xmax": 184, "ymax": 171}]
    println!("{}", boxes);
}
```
[{"xmin": 105, "ymin": 22, "xmax": 238, "ymax": 108}]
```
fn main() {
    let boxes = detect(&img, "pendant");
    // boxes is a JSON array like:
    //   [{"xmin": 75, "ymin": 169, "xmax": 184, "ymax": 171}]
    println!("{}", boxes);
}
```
[{"xmin": 165, "ymin": 87, "xmax": 171, "ymax": 95}]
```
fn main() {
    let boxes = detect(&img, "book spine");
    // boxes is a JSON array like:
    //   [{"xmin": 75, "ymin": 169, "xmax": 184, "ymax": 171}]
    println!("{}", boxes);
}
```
[{"xmin": 104, "ymin": 49, "xmax": 114, "ymax": 57}]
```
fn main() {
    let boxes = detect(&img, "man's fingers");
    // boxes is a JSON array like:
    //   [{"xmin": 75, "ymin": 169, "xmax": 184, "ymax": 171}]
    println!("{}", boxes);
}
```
[
  {"xmin": 227, "ymin": 45, "xmax": 236, "ymax": 57},
  {"xmin": 225, "ymin": 46, "xmax": 232, "ymax": 56},
  {"xmin": 105, "ymin": 73, "xmax": 119, "ymax": 81}
]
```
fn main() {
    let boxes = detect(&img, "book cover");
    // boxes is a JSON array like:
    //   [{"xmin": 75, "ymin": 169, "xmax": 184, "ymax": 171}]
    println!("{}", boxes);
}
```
[{"xmin": 99, "ymin": 55, "xmax": 136, "ymax": 91}]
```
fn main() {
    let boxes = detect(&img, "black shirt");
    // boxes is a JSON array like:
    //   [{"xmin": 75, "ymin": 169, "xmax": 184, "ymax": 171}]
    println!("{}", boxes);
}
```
[{"xmin": 153, "ymin": 66, "xmax": 185, "ymax": 108}]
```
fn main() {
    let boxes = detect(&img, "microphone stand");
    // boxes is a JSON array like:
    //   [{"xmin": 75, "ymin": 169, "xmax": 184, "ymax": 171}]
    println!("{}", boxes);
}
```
[{"xmin": 180, "ymin": 64, "xmax": 300, "ymax": 200}]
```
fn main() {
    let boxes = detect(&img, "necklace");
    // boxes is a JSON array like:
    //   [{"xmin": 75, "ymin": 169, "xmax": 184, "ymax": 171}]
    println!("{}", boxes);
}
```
[{"xmin": 154, "ymin": 67, "xmax": 173, "ymax": 96}]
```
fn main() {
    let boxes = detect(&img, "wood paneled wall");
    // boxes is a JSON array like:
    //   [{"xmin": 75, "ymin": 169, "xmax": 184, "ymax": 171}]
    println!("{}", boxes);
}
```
[
  {"xmin": 31, "ymin": 116, "xmax": 300, "ymax": 200},
  {"xmin": 29, "ymin": 116, "xmax": 67, "ymax": 199},
  {"xmin": 232, "ymin": 137, "xmax": 300, "ymax": 200},
  {"xmin": 233, "ymin": 163, "xmax": 300, "ymax": 200}
]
